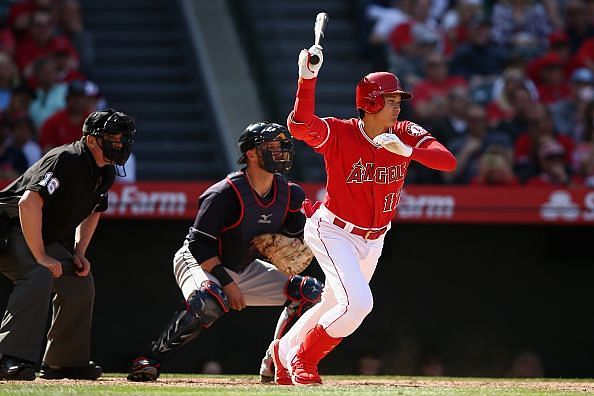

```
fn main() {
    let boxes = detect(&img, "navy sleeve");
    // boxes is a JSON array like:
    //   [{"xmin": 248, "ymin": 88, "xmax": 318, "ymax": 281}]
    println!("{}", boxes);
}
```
[
  {"xmin": 282, "ymin": 183, "xmax": 306, "ymax": 237},
  {"xmin": 187, "ymin": 187, "xmax": 240, "ymax": 263}
]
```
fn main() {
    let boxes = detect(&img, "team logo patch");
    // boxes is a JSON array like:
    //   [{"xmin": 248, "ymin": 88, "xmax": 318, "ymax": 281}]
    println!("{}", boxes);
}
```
[
  {"xmin": 407, "ymin": 123, "xmax": 428, "ymax": 137},
  {"xmin": 258, "ymin": 213, "xmax": 273, "ymax": 224}
]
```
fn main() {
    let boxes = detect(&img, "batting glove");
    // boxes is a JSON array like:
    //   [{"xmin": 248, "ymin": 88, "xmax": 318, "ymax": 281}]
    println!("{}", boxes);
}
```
[
  {"xmin": 373, "ymin": 133, "xmax": 413, "ymax": 157},
  {"xmin": 298, "ymin": 45, "xmax": 323, "ymax": 79}
]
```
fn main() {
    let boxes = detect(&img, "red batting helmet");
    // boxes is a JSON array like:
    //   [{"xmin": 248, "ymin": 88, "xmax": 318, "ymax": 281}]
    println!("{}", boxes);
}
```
[{"xmin": 356, "ymin": 72, "xmax": 412, "ymax": 114}]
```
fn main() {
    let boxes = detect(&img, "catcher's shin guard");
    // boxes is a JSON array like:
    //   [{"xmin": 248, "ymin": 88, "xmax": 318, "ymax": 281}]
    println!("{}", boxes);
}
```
[
  {"xmin": 260, "ymin": 275, "xmax": 323, "ymax": 382},
  {"xmin": 150, "ymin": 281, "xmax": 229, "ymax": 360}
]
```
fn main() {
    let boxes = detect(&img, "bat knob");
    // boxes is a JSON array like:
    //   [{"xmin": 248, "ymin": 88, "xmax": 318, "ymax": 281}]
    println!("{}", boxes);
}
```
[{"xmin": 310, "ymin": 55, "xmax": 320, "ymax": 65}]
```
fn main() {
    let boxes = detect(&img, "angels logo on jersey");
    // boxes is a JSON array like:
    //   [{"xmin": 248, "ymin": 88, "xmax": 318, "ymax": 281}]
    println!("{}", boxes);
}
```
[
  {"xmin": 345, "ymin": 159, "xmax": 406, "ymax": 184},
  {"xmin": 407, "ymin": 123, "xmax": 428, "ymax": 137}
]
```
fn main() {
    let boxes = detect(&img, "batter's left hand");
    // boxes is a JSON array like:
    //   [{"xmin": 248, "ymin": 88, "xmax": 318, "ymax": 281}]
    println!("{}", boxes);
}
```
[
  {"xmin": 373, "ymin": 133, "xmax": 413, "ymax": 157},
  {"xmin": 73, "ymin": 253, "xmax": 91, "ymax": 277}
]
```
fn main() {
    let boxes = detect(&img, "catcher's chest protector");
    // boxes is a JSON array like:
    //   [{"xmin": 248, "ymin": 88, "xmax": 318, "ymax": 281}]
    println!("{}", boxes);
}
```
[{"xmin": 221, "ymin": 172, "xmax": 290, "ymax": 270}]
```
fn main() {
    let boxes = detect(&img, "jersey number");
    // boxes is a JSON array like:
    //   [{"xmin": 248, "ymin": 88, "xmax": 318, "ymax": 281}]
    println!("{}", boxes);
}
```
[
  {"xmin": 39, "ymin": 172, "xmax": 60, "ymax": 195},
  {"xmin": 383, "ymin": 190, "xmax": 401, "ymax": 213}
]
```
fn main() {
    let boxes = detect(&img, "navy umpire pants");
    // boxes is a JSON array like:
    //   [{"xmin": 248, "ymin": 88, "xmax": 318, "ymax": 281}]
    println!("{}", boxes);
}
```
[{"xmin": 0, "ymin": 230, "xmax": 94, "ymax": 366}]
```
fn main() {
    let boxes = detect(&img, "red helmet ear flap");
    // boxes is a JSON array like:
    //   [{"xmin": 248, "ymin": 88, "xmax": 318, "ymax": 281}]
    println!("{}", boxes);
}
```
[
  {"xmin": 359, "ymin": 94, "xmax": 384, "ymax": 114},
  {"xmin": 365, "ymin": 95, "xmax": 385, "ymax": 114}
]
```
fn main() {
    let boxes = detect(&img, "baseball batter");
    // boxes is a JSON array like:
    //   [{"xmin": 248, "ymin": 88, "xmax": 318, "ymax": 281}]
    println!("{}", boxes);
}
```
[
  {"xmin": 269, "ymin": 46, "xmax": 457, "ymax": 385},
  {"xmin": 127, "ymin": 122, "xmax": 323, "ymax": 382}
]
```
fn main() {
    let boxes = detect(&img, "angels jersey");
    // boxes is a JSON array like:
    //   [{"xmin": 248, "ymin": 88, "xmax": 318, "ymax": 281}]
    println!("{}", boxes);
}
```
[{"xmin": 289, "ymin": 115, "xmax": 434, "ymax": 229}]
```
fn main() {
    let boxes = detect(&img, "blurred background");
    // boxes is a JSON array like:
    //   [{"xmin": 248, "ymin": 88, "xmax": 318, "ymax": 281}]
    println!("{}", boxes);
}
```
[{"xmin": 0, "ymin": 0, "xmax": 593, "ymax": 378}]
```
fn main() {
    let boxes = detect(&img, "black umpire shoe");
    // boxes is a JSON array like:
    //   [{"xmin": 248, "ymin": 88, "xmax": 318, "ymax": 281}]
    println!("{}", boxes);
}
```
[
  {"xmin": 0, "ymin": 355, "xmax": 36, "ymax": 381},
  {"xmin": 127, "ymin": 357, "xmax": 160, "ymax": 382},
  {"xmin": 40, "ymin": 361, "xmax": 102, "ymax": 380}
]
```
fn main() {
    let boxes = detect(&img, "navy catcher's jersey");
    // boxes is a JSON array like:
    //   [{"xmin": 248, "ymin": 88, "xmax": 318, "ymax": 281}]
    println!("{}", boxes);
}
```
[{"xmin": 186, "ymin": 169, "xmax": 306, "ymax": 273}]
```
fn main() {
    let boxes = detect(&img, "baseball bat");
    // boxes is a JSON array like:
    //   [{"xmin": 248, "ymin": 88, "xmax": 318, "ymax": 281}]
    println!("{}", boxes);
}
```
[{"xmin": 309, "ymin": 12, "xmax": 329, "ymax": 65}]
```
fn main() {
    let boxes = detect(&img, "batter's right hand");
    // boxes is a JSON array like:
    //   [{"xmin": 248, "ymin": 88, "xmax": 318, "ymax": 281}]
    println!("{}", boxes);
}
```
[
  {"xmin": 298, "ymin": 45, "xmax": 323, "ymax": 79},
  {"xmin": 38, "ymin": 255, "xmax": 62, "ymax": 278},
  {"xmin": 223, "ymin": 282, "xmax": 246, "ymax": 311}
]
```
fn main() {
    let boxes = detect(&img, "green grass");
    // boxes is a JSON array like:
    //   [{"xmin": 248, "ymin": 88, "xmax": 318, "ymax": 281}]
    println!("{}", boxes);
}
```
[{"xmin": 1, "ymin": 374, "xmax": 594, "ymax": 395}]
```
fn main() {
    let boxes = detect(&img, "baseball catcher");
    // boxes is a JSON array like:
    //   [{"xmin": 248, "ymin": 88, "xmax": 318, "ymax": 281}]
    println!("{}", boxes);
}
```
[{"xmin": 126, "ymin": 122, "xmax": 322, "ymax": 383}]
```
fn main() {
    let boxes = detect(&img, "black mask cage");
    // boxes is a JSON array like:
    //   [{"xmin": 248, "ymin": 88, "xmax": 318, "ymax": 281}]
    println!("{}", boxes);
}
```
[
  {"xmin": 94, "ymin": 111, "xmax": 136, "ymax": 168},
  {"xmin": 237, "ymin": 122, "xmax": 295, "ymax": 173}
]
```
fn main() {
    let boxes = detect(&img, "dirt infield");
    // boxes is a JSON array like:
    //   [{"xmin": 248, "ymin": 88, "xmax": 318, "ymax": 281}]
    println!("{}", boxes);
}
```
[{"xmin": 5, "ymin": 376, "xmax": 594, "ymax": 392}]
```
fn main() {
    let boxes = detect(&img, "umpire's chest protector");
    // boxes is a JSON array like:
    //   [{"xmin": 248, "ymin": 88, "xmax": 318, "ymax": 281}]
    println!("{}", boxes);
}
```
[{"xmin": 221, "ymin": 171, "xmax": 290, "ymax": 272}]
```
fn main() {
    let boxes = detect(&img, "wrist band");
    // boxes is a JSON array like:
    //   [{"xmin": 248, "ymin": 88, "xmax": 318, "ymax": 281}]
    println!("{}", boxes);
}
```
[{"xmin": 210, "ymin": 265, "xmax": 233, "ymax": 287}]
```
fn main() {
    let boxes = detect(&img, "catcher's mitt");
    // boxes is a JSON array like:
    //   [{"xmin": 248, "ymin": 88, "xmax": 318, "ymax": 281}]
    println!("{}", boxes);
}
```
[{"xmin": 250, "ymin": 233, "xmax": 314, "ymax": 276}]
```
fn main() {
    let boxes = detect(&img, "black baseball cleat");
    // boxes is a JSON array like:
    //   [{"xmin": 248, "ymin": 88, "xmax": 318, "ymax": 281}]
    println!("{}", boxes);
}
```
[
  {"xmin": 127, "ymin": 357, "xmax": 160, "ymax": 382},
  {"xmin": 0, "ymin": 355, "xmax": 36, "ymax": 381},
  {"xmin": 40, "ymin": 361, "xmax": 102, "ymax": 380}
]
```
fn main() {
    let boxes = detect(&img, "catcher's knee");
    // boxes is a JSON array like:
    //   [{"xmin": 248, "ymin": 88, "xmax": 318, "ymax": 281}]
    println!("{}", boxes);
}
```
[
  {"xmin": 285, "ymin": 275, "xmax": 323, "ymax": 308},
  {"xmin": 187, "ymin": 281, "xmax": 229, "ymax": 328}
]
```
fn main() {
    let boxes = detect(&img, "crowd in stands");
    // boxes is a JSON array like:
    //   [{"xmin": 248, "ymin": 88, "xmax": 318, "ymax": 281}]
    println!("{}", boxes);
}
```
[
  {"xmin": 0, "ymin": 0, "xmax": 134, "ymax": 182},
  {"xmin": 362, "ymin": 0, "xmax": 594, "ymax": 187}
]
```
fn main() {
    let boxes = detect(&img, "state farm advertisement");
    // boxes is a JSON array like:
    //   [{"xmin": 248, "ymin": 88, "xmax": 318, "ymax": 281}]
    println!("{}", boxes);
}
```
[{"xmin": 104, "ymin": 182, "xmax": 594, "ymax": 225}]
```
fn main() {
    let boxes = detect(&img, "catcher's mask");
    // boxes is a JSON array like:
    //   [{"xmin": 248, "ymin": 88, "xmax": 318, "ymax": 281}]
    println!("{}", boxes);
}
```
[
  {"xmin": 237, "ymin": 122, "xmax": 295, "ymax": 174},
  {"xmin": 83, "ymin": 109, "xmax": 135, "ymax": 175}
]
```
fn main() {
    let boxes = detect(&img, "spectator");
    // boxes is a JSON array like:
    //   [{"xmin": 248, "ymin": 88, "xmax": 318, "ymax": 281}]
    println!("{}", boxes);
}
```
[
  {"xmin": 445, "ymin": 104, "xmax": 511, "ymax": 184},
  {"xmin": 386, "ymin": 1, "xmax": 444, "ymax": 88},
  {"xmin": 426, "ymin": 85, "xmax": 470, "ymax": 144},
  {"xmin": 564, "ymin": 0, "xmax": 594, "ymax": 53},
  {"xmin": 471, "ymin": 145, "xmax": 520, "ymax": 186},
  {"xmin": 0, "ymin": 19, "xmax": 16, "ymax": 56},
  {"xmin": 490, "ymin": 0, "xmax": 552, "ymax": 52},
  {"xmin": 84, "ymin": 80, "xmax": 105, "ymax": 111},
  {"xmin": 367, "ymin": 0, "xmax": 412, "ymax": 45},
  {"xmin": 58, "ymin": 0, "xmax": 94, "ymax": 77},
  {"xmin": 550, "ymin": 67, "xmax": 594, "ymax": 140},
  {"xmin": 487, "ymin": 68, "xmax": 538, "ymax": 128},
  {"xmin": 7, "ymin": 0, "xmax": 54, "ymax": 38},
  {"xmin": 38, "ymin": 79, "xmax": 91, "ymax": 152},
  {"xmin": 51, "ymin": 37, "xmax": 85, "ymax": 84},
  {"xmin": 388, "ymin": 0, "xmax": 444, "ymax": 57},
  {"xmin": 8, "ymin": 114, "xmax": 41, "ymax": 167},
  {"xmin": 0, "ymin": 119, "xmax": 28, "ymax": 179},
  {"xmin": 3, "ymin": 83, "xmax": 36, "ymax": 121},
  {"xmin": 572, "ymin": 100, "xmax": 594, "ymax": 186},
  {"xmin": 0, "ymin": 52, "xmax": 20, "ymax": 111},
  {"xmin": 451, "ymin": 15, "xmax": 508, "ymax": 82},
  {"xmin": 526, "ymin": 31, "xmax": 572, "ymax": 83},
  {"xmin": 28, "ymin": 57, "xmax": 67, "ymax": 129},
  {"xmin": 532, "ymin": 53, "xmax": 571, "ymax": 104},
  {"xmin": 411, "ymin": 52, "xmax": 467, "ymax": 120},
  {"xmin": 14, "ymin": 10, "xmax": 78, "ymax": 77},
  {"xmin": 526, "ymin": 138, "xmax": 581, "ymax": 186},
  {"xmin": 441, "ymin": 0, "xmax": 483, "ymax": 52},
  {"xmin": 514, "ymin": 104, "xmax": 575, "ymax": 182}
]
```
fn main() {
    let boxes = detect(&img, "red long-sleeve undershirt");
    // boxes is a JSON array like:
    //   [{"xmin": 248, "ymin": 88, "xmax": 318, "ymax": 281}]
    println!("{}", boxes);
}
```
[{"xmin": 291, "ymin": 77, "xmax": 456, "ymax": 172}]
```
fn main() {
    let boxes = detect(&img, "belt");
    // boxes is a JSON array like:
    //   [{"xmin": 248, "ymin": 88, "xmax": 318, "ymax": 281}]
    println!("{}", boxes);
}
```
[{"xmin": 332, "ymin": 218, "xmax": 387, "ymax": 240}]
